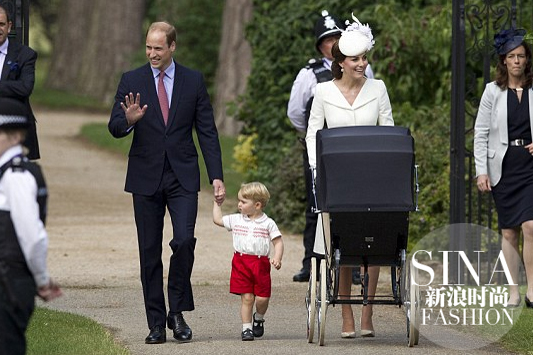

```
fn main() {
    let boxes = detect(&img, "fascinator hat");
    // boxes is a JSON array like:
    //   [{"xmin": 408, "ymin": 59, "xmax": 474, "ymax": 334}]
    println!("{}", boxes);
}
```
[
  {"xmin": 493, "ymin": 28, "xmax": 527, "ymax": 55},
  {"xmin": 338, "ymin": 13, "xmax": 375, "ymax": 57}
]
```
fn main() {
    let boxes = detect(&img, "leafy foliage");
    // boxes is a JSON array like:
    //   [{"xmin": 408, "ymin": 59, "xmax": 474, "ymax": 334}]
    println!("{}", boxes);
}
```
[
  {"xmin": 145, "ymin": 0, "xmax": 224, "ymax": 95},
  {"xmin": 234, "ymin": 0, "xmax": 454, "ymax": 242}
]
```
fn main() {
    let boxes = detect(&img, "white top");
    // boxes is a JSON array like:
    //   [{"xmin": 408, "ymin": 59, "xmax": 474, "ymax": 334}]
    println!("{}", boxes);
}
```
[
  {"xmin": 0, "ymin": 145, "xmax": 50, "ymax": 287},
  {"xmin": 305, "ymin": 79, "xmax": 394, "ymax": 167},
  {"xmin": 222, "ymin": 212, "xmax": 281, "ymax": 256},
  {"xmin": 287, "ymin": 58, "xmax": 374, "ymax": 132}
]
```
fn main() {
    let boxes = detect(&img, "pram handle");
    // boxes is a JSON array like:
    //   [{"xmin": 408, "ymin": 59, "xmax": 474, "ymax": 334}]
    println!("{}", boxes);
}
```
[{"xmin": 310, "ymin": 167, "xmax": 321, "ymax": 214}]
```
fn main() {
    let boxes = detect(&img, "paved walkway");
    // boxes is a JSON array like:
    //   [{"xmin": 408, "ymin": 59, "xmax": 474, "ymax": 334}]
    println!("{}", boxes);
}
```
[{"xmin": 36, "ymin": 109, "xmax": 517, "ymax": 355}]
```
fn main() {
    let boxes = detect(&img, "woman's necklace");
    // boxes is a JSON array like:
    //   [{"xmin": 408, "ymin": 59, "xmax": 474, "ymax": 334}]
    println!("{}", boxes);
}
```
[{"xmin": 509, "ymin": 86, "xmax": 523, "ymax": 103}]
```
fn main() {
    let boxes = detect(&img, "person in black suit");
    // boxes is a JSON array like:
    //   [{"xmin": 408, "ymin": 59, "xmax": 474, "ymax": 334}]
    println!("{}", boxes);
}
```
[
  {"xmin": 109, "ymin": 21, "xmax": 226, "ymax": 344},
  {"xmin": 0, "ymin": 5, "xmax": 40, "ymax": 160}
]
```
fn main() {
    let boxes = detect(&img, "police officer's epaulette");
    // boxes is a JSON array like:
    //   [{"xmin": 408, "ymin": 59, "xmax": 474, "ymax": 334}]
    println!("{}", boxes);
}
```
[
  {"xmin": 0, "ymin": 155, "xmax": 48, "ymax": 224},
  {"xmin": 305, "ymin": 58, "xmax": 333, "ymax": 83},
  {"xmin": 305, "ymin": 58, "xmax": 324, "ymax": 70},
  {"xmin": 7, "ymin": 155, "xmax": 28, "ymax": 173},
  {"xmin": 0, "ymin": 155, "xmax": 46, "ymax": 195}
]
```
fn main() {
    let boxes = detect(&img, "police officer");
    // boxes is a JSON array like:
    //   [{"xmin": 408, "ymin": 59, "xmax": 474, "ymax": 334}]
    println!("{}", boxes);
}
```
[
  {"xmin": 287, "ymin": 10, "xmax": 373, "ymax": 282},
  {"xmin": 0, "ymin": 97, "xmax": 62, "ymax": 355}
]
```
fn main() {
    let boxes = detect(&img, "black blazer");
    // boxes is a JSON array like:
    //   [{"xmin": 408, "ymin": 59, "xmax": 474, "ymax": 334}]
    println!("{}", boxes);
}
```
[
  {"xmin": 0, "ymin": 40, "xmax": 39, "ymax": 159},
  {"xmin": 108, "ymin": 61, "xmax": 223, "ymax": 195}
]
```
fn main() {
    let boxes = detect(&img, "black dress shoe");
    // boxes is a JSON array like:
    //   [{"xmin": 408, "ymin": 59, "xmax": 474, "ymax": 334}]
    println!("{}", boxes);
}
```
[
  {"xmin": 145, "ymin": 325, "xmax": 166, "ymax": 344},
  {"xmin": 293, "ymin": 269, "xmax": 310, "ymax": 282},
  {"xmin": 526, "ymin": 296, "xmax": 533, "ymax": 308},
  {"xmin": 167, "ymin": 312, "xmax": 193, "ymax": 343}
]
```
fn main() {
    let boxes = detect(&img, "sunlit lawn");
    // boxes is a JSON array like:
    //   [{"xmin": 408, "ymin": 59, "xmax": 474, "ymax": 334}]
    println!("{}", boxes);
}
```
[{"xmin": 27, "ymin": 307, "xmax": 129, "ymax": 355}]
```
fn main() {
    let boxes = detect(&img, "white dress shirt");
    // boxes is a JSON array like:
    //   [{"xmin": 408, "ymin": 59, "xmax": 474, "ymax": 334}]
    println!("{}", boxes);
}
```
[{"xmin": 0, "ymin": 38, "xmax": 8, "ymax": 79}]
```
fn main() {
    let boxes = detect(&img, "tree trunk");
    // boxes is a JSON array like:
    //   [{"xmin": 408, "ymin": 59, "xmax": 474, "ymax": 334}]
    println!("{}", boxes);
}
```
[
  {"xmin": 45, "ymin": 0, "xmax": 145, "ymax": 103},
  {"xmin": 213, "ymin": 0, "xmax": 252, "ymax": 137}
]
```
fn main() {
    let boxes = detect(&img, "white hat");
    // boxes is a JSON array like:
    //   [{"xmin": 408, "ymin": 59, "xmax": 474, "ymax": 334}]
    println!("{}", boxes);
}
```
[{"xmin": 338, "ymin": 13, "xmax": 374, "ymax": 57}]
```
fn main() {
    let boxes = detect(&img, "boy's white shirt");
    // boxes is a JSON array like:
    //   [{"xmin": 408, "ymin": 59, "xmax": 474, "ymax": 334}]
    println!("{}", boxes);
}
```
[{"xmin": 222, "ymin": 212, "xmax": 281, "ymax": 257}]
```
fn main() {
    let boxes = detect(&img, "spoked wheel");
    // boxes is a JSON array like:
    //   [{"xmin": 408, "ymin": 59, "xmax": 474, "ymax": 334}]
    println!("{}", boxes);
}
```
[
  {"xmin": 317, "ymin": 259, "xmax": 328, "ymax": 346},
  {"xmin": 407, "ymin": 260, "xmax": 420, "ymax": 347},
  {"xmin": 306, "ymin": 257, "xmax": 317, "ymax": 343}
]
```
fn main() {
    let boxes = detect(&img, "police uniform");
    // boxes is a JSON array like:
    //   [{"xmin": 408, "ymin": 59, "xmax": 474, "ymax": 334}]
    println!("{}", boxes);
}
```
[
  {"xmin": 287, "ymin": 11, "xmax": 374, "ymax": 281},
  {"xmin": 0, "ymin": 98, "xmax": 48, "ymax": 355}
]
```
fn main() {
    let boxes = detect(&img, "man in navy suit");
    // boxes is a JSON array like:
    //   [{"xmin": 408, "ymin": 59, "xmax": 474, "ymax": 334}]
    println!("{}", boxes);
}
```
[
  {"xmin": 109, "ymin": 21, "xmax": 226, "ymax": 344},
  {"xmin": 0, "ymin": 5, "xmax": 39, "ymax": 160}
]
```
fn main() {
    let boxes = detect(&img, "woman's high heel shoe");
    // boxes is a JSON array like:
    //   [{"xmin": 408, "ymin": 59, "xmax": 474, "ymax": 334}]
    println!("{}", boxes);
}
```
[
  {"xmin": 507, "ymin": 296, "xmax": 521, "ymax": 307},
  {"xmin": 360, "ymin": 316, "xmax": 375, "ymax": 337},
  {"xmin": 341, "ymin": 331, "xmax": 356, "ymax": 338},
  {"xmin": 360, "ymin": 329, "xmax": 375, "ymax": 337},
  {"xmin": 525, "ymin": 296, "xmax": 533, "ymax": 308}
]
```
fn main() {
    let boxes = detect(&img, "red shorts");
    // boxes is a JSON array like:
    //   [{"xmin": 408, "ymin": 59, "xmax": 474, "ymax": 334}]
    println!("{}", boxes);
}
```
[{"xmin": 230, "ymin": 252, "xmax": 271, "ymax": 297}]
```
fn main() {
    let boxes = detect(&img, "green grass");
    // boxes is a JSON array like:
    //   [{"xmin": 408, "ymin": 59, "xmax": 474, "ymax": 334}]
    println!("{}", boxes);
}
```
[
  {"xmin": 27, "ymin": 307, "xmax": 129, "ymax": 355},
  {"xmin": 32, "ymin": 57, "xmax": 109, "ymax": 112},
  {"xmin": 499, "ymin": 307, "xmax": 533, "ymax": 353},
  {"xmin": 80, "ymin": 122, "xmax": 244, "ymax": 198}
]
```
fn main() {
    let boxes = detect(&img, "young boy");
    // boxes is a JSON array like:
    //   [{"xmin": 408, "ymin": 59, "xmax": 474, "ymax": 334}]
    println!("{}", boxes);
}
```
[
  {"xmin": 0, "ymin": 98, "xmax": 62, "ymax": 355},
  {"xmin": 213, "ymin": 182, "xmax": 284, "ymax": 341}
]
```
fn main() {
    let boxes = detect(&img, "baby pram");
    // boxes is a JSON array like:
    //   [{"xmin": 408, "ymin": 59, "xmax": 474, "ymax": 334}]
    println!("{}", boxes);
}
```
[{"xmin": 305, "ymin": 125, "xmax": 420, "ymax": 346}]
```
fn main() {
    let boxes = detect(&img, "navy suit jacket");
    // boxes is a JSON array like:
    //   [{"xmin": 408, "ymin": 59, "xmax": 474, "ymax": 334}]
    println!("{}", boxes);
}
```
[
  {"xmin": 108, "ymin": 61, "xmax": 223, "ymax": 195},
  {"xmin": 0, "ymin": 40, "xmax": 39, "ymax": 159}
]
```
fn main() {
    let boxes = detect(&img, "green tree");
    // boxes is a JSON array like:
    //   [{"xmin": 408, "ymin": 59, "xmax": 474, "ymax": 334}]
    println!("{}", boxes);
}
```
[{"xmin": 147, "ymin": 0, "xmax": 224, "ymax": 95}]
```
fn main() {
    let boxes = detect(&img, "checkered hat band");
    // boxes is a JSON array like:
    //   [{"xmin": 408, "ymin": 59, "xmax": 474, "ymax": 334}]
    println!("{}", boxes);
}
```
[{"xmin": 0, "ymin": 115, "xmax": 28, "ymax": 125}]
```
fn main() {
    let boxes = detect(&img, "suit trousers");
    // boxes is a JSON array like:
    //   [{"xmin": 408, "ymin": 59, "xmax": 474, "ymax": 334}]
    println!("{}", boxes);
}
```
[
  {"xmin": 302, "ymin": 148, "xmax": 322, "ymax": 271},
  {"xmin": 0, "ymin": 266, "xmax": 36, "ymax": 355},
  {"xmin": 132, "ymin": 157, "xmax": 198, "ymax": 329}
]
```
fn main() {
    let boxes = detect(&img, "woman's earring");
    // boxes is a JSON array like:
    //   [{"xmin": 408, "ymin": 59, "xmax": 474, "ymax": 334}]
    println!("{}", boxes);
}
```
[{"xmin": 341, "ymin": 67, "xmax": 344, "ymax": 72}]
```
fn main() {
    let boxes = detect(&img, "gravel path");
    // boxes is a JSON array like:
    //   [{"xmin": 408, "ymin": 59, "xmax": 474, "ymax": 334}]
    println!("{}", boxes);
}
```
[{"xmin": 35, "ymin": 109, "xmax": 516, "ymax": 355}]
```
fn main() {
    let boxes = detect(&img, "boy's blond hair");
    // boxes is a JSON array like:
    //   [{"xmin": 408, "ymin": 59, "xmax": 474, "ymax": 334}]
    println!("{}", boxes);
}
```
[{"xmin": 239, "ymin": 182, "xmax": 270, "ymax": 208}]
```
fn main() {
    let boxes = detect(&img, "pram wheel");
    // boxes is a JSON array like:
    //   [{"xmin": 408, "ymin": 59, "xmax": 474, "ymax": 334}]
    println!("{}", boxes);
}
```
[
  {"xmin": 318, "ymin": 259, "xmax": 328, "ymax": 346},
  {"xmin": 306, "ymin": 257, "xmax": 317, "ymax": 342}
]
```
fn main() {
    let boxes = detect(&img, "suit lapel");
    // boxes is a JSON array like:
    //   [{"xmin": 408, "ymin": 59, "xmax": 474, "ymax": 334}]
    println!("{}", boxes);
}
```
[
  {"xmin": 1, "ymin": 41, "xmax": 20, "ymax": 81},
  {"xmin": 142, "ymin": 64, "xmax": 166, "ymax": 128},
  {"xmin": 167, "ymin": 60, "xmax": 183, "ymax": 129},
  {"xmin": 352, "ymin": 80, "xmax": 376, "ymax": 110},
  {"xmin": 495, "ymin": 86, "xmax": 508, "ymax": 144}
]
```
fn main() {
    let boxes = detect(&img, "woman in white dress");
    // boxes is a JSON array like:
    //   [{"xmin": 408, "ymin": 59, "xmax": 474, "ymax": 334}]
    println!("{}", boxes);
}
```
[{"xmin": 306, "ymin": 14, "xmax": 394, "ymax": 338}]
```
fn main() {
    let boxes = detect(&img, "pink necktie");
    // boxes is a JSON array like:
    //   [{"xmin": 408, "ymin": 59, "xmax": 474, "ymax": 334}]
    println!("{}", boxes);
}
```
[{"xmin": 158, "ymin": 71, "xmax": 169, "ymax": 125}]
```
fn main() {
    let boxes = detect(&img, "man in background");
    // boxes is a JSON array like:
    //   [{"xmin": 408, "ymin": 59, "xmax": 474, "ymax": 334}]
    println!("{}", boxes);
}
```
[{"xmin": 0, "ymin": 5, "xmax": 40, "ymax": 160}]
